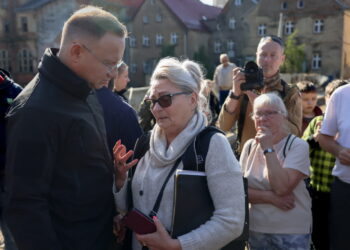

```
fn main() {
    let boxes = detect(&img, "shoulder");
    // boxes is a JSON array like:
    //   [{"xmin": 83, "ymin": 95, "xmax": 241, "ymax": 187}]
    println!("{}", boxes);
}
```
[{"xmin": 288, "ymin": 135, "xmax": 309, "ymax": 152}]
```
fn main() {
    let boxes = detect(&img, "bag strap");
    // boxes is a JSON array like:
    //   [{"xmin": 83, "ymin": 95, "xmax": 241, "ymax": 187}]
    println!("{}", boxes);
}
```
[
  {"xmin": 149, "ymin": 157, "xmax": 182, "ymax": 218},
  {"xmin": 182, "ymin": 126, "xmax": 224, "ymax": 172}
]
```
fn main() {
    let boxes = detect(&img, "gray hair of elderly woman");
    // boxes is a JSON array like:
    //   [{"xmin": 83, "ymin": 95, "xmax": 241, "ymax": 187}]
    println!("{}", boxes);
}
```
[
  {"xmin": 253, "ymin": 92, "xmax": 290, "ymax": 132},
  {"xmin": 150, "ymin": 57, "xmax": 208, "ymax": 114}
]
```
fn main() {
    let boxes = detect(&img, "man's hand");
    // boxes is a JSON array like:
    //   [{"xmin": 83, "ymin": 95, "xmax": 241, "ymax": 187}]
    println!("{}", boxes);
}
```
[
  {"xmin": 231, "ymin": 67, "xmax": 245, "ymax": 96},
  {"xmin": 338, "ymin": 148, "xmax": 350, "ymax": 166}
]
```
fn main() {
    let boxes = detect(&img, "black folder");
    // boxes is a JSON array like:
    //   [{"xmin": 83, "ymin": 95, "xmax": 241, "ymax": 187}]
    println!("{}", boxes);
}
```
[{"xmin": 171, "ymin": 170, "xmax": 249, "ymax": 250}]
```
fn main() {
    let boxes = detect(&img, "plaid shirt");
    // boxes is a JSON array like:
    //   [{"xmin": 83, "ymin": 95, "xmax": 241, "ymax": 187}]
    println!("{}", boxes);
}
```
[{"xmin": 302, "ymin": 115, "xmax": 335, "ymax": 193}]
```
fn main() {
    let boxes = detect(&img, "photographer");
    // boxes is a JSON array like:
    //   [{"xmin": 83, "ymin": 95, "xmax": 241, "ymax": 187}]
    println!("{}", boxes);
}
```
[{"xmin": 217, "ymin": 35, "xmax": 302, "ymax": 156}]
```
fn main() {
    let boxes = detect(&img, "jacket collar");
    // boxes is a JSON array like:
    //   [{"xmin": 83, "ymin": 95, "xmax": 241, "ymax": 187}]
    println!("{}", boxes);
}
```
[
  {"xmin": 38, "ymin": 48, "xmax": 92, "ymax": 100},
  {"xmin": 263, "ymin": 72, "xmax": 283, "ymax": 93}
]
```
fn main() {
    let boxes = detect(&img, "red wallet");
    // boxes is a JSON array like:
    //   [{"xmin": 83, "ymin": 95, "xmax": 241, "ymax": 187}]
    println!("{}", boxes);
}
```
[{"xmin": 121, "ymin": 208, "xmax": 156, "ymax": 234}]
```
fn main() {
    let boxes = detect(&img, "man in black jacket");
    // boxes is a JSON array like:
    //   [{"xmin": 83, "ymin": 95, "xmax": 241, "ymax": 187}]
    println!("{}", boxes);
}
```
[
  {"xmin": 0, "ymin": 69, "xmax": 22, "ymax": 250},
  {"xmin": 4, "ymin": 6, "xmax": 126, "ymax": 250}
]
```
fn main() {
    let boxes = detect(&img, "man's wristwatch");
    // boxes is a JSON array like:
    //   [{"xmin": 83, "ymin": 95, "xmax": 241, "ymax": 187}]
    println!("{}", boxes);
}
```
[
  {"xmin": 229, "ymin": 90, "xmax": 241, "ymax": 100},
  {"xmin": 263, "ymin": 148, "xmax": 275, "ymax": 155}
]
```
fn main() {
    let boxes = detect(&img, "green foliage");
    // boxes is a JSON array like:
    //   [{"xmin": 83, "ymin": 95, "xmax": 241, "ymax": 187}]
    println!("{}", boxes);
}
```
[
  {"xmin": 193, "ymin": 46, "xmax": 214, "ymax": 79},
  {"xmin": 159, "ymin": 44, "xmax": 176, "ymax": 58},
  {"xmin": 280, "ymin": 31, "xmax": 306, "ymax": 73}
]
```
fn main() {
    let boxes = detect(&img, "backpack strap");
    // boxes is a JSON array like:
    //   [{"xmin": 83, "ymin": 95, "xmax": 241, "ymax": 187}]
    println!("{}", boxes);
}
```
[
  {"xmin": 282, "ymin": 134, "xmax": 297, "ymax": 159},
  {"xmin": 182, "ymin": 126, "xmax": 224, "ymax": 172}
]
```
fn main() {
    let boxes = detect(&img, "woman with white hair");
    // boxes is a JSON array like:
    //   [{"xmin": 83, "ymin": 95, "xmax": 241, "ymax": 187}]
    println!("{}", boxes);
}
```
[
  {"xmin": 113, "ymin": 57, "xmax": 245, "ymax": 250},
  {"xmin": 240, "ymin": 92, "xmax": 312, "ymax": 249}
]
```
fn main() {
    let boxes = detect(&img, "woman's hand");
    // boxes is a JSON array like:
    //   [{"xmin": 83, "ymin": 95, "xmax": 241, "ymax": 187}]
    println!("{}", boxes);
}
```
[
  {"xmin": 113, "ymin": 140, "xmax": 138, "ymax": 190},
  {"xmin": 255, "ymin": 125, "xmax": 273, "ymax": 150},
  {"xmin": 136, "ymin": 216, "xmax": 181, "ymax": 250},
  {"xmin": 113, "ymin": 214, "xmax": 126, "ymax": 243},
  {"xmin": 268, "ymin": 191, "xmax": 295, "ymax": 211}
]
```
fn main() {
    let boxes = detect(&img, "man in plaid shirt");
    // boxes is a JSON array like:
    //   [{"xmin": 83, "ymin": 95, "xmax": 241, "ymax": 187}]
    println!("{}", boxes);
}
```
[{"xmin": 302, "ymin": 79, "xmax": 348, "ymax": 250}]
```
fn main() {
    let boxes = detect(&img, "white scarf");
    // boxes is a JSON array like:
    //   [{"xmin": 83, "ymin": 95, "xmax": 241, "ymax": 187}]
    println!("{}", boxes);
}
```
[{"xmin": 149, "ymin": 111, "xmax": 207, "ymax": 167}]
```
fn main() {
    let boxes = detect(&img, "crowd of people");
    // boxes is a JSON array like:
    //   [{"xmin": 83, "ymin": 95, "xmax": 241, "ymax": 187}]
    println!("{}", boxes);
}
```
[{"xmin": 0, "ymin": 4, "xmax": 348, "ymax": 250}]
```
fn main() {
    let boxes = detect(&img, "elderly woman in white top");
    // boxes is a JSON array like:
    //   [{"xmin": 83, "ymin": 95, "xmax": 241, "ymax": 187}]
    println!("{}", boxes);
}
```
[
  {"xmin": 240, "ymin": 92, "xmax": 312, "ymax": 250},
  {"xmin": 113, "ymin": 57, "xmax": 245, "ymax": 250}
]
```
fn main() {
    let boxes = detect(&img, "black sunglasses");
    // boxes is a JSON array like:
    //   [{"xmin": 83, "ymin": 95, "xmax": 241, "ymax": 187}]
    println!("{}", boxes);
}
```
[
  {"xmin": 260, "ymin": 35, "xmax": 284, "ymax": 48},
  {"xmin": 145, "ymin": 91, "xmax": 192, "ymax": 108}
]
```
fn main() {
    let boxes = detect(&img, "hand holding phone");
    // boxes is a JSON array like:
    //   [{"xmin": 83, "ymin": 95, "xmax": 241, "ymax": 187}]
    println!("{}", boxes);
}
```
[{"xmin": 121, "ymin": 208, "xmax": 156, "ymax": 235}]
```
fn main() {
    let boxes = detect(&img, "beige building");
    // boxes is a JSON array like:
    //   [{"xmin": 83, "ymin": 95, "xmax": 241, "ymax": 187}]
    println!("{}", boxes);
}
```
[
  {"xmin": 128, "ymin": 0, "xmax": 221, "ymax": 86},
  {"xmin": 212, "ymin": 0, "xmax": 350, "ymax": 79},
  {"xmin": 0, "ymin": 0, "xmax": 79, "ymax": 85}
]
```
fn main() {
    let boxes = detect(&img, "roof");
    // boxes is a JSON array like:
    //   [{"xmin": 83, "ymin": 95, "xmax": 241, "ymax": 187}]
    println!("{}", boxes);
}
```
[
  {"xmin": 162, "ymin": 0, "xmax": 222, "ymax": 31},
  {"xmin": 16, "ymin": 0, "xmax": 57, "ymax": 12},
  {"xmin": 104, "ymin": 0, "xmax": 144, "ymax": 19}
]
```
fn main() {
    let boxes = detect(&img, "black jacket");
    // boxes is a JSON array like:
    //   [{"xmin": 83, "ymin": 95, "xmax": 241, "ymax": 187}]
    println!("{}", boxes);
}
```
[
  {"xmin": 0, "ymin": 70, "xmax": 22, "ymax": 191},
  {"xmin": 4, "ymin": 48, "xmax": 115, "ymax": 250}
]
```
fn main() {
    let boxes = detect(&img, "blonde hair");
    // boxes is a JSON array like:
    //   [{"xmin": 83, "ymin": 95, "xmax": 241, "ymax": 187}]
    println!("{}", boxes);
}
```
[
  {"xmin": 150, "ymin": 57, "xmax": 208, "ymax": 114},
  {"xmin": 61, "ymin": 5, "xmax": 127, "ymax": 45}
]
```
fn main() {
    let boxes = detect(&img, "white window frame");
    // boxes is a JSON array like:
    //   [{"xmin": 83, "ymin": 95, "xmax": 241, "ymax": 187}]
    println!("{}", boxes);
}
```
[
  {"xmin": 284, "ymin": 21, "xmax": 294, "ymax": 35},
  {"xmin": 18, "ymin": 48, "xmax": 33, "ymax": 73},
  {"xmin": 142, "ymin": 15, "xmax": 149, "ymax": 24},
  {"xmin": 0, "ymin": 50, "xmax": 9, "ymax": 70},
  {"xmin": 130, "ymin": 63, "xmax": 137, "ymax": 74},
  {"xmin": 312, "ymin": 53, "xmax": 322, "ymax": 69},
  {"xmin": 235, "ymin": 0, "xmax": 242, "ymax": 6},
  {"xmin": 228, "ymin": 18, "xmax": 236, "ymax": 30},
  {"xmin": 314, "ymin": 19, "xmax": 324, "ymax": 33},
  {"xmin": 142, "ymin": 35, "xmax": 150, "ymax": 47},
  {"xmin": 170, "ymin": 32, "xmax": 178, "ymax": 45},
  {"xmin": 258, "ymin": 24, "xmax": 266, "ymax": 36},
  {"xmin": 297, "ymin": 0, "xmax": 304, "ymax": 8},
  {"xmin": 21, "ymin": 16, "xmax": 28, "ymax": 32},
  {"xmin": 155, "ymin": 13, "xmax": 162, "ymax": 22},
  {"xmin": 227, "ymin": 40, "xmax": 235, "ymax": 51},
  {"xmin": 281, "ymin": 2, "xmax": 287, "ymax": 10},
  {"xmin": 156, "ymin": 34, "xmax": 163, "ymax": 46},
  {"xmin": 214, "ymin": 41, "xmax": 221, "ymax": 54},
  {"xmin": 129, "ymin": 36, "xmax": 136, "ymax": 48}
]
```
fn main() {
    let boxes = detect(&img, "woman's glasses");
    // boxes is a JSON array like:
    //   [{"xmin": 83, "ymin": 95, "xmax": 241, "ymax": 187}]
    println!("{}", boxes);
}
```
[
  {"xmin": 145, "ymin": 92, "xmax": 192, "ymax": 108},
  {"xmin": 252, "ymin": 110, "xmax": 283, "ymax": 119}
]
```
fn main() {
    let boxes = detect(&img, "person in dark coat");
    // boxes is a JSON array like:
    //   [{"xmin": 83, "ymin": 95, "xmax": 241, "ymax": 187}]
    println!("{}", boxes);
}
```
[
  {"xmin": 0, "ymin": 68, "xmax": 22, "ymax": 250},
  {"xmin": 4, "ymin": 6, "xmax": 127, "ymax": 250},
  {"xmin": 96, "ymin": 85, "xmax": 142, "ymax": 153},
  {"xmin": 112, "ymin": 62, "xmax": 130, "ymax": 102}
]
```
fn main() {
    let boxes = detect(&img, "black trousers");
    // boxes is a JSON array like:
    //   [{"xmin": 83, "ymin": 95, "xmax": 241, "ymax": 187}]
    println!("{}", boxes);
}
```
[
  {"xmin": 310, "ymin": 188, "xmax": 330, "ymax": 250},
  {"xmin": 330, "ymin": 177, "xmax": 350, "ymax": 250}
]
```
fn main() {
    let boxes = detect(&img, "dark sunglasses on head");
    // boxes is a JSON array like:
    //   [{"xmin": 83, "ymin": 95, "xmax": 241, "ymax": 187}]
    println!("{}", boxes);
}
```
[
  {"xmin": 145, "ymin": 91, "xmax": 192, "ymax": 108},
  {"xmin": 260, "ymin": 35, "xmax": 284, "ymax": 48}
]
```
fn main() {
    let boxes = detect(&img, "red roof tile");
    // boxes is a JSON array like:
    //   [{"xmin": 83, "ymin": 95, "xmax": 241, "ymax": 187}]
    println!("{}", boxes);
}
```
[{"xmin": 163, "ymin": 0, "xmax": 221, "ymax": 31}]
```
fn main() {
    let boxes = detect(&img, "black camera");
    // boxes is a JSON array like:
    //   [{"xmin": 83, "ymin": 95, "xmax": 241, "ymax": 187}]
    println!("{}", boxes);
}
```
[{"xmin": 240, "ymin": 61, "xmax": 264, "ymax": 91}]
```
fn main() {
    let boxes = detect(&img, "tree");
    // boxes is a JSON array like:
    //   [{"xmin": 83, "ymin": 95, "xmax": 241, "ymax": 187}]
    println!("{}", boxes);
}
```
[
  {"xmin": 280, "ymin": 31, "xmax": 306, "ymax": 73},
  {"xmin": 193, "ymin": 46, "xmax": 214, "ymax": 79},
  {"xmin": 159, "ymin": 44, "xmax": 176, "ymax": 58}
]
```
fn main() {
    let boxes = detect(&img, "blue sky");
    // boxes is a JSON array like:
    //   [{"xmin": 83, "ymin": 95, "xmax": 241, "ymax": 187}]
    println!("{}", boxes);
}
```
[{"xmin": 201, "ymin": 0, "xmax": 213, "ymax": 5}]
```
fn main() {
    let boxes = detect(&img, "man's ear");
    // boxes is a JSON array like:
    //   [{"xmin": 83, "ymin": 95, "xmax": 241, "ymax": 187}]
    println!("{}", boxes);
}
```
[{"xmin": 70, "ymin": 43, "xmax": 83, "ymax": 63}]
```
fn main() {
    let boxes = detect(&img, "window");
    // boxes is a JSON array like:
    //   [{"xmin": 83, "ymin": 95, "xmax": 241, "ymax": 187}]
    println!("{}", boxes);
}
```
[
  {"xmin": 1, "ymin": 0, "xmax": 8, "ymax": 8},
  {"xmin": 258, "ymin": 24, "xmax": 266, "ymax": 36},
  {"xmin": 214, "ymin": 41, "xmax": 221, "ymax": 54},
  {"xmin": 156, "ymin": 34, "xmax": 163, "ymax": 46},
  {"xmin": 297, "ymin": 0, "xmax": 304, "ymax": 8},
  {"xmin": 170, "ymin": 32, "xmax": 178, "ymax": 45},
  {"xmin": 130, "ymin": 63, "xmax": 137, "ymax": 74},
  {"xmin": 129, "ymin": 36, "xmax": 136, "ymax": 48},
  {"xmin": 281, "ymin": 2, "xmax": 287, "ymax": 10},
  {"xmin": 155, "ymin": 13, "xmax": 162, "ymax": 22},
  {"xmin": 228, "ymin": 18, "xmax": 236, "ymax": 30},
  {"xmin": 314, "ymin": 20, "xmax": 324, "ymax": 33},
  {"xmin": 143, "ymin": 61, "xmax": 153, "ymax": 74},
  {"xmin": 4, "ymin": 22, "xmax": 9, "ymax": 33},
  {"xmin": 227, "ymin": 40, "xmax": 235, "ymax": 51},
  {"xmin": 0, "ymin": 50, "xmax": 9, "ymax": 70},
  {"xmin": 18, "ymin": 49, "xmax": 33, "ymax": 73},
  {"xmin": 235, "ymin": 0, "xmax": 242, "ymax": 6},
  {"xmin": 143, "ymin": 15, "xmax": 149, "ymax": 24},
  {"xmin": 312, "ymin": 53, "xmax": 322, "ymax": 69},
  {"xmin": 228, "ymin": 50, "xmax": 235, "ymax": 58},
  {"xmin": 142, "ymin": 35, "xmax": 150, "ymax": 47},
  {"xmin": 21, "ymin": 16, "xmax": 28, "ymax": 32},
  {"xmin": 284, "ymin": 21, "xmax": 294, "ymax": 35}
]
